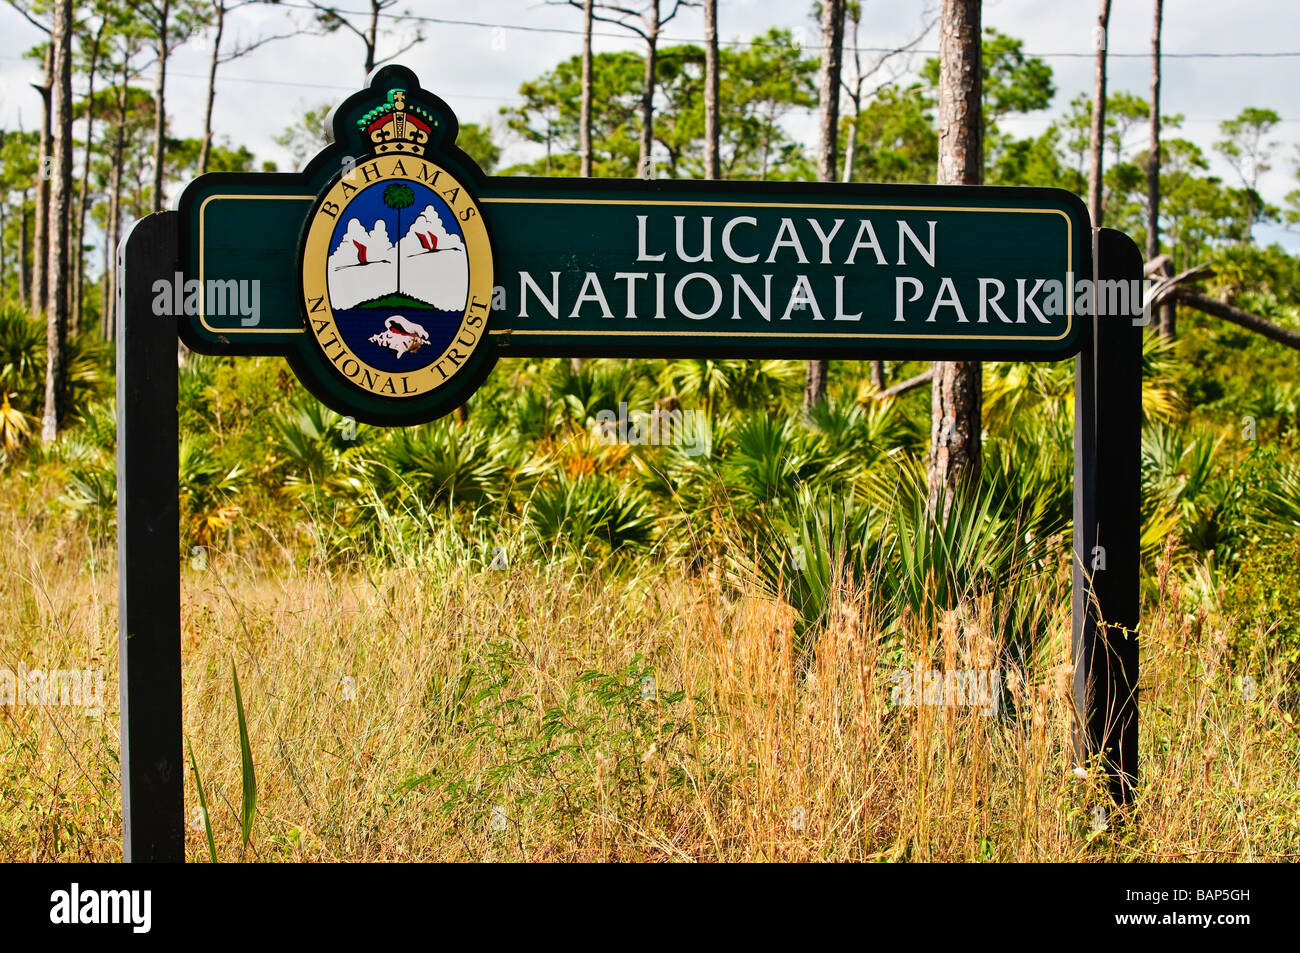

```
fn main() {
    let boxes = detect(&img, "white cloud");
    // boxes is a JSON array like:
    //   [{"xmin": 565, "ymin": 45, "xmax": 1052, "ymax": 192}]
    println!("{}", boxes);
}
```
[
  {"xmin": 396, "ymin": 203, "xmax": 469, "ymax": 311},
  {"xmin": 396, "ymin": 204, "xmax": 464, "ymax": 258},
  {"xmin": 328, "ymin": 217, "xmax": 394, "ymax": 309},
  {"xmin": 326, "ymin": 208, "xmax": 467, "ymax": 311}
]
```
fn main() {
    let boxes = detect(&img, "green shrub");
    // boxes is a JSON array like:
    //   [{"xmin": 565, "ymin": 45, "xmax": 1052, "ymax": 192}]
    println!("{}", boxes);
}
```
[{"xmin": 1222, "ymin": 532, "xmax": 1300, "ymax": 669}]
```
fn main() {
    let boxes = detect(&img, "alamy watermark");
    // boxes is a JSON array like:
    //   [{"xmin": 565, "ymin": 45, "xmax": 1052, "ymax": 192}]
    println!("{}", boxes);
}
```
[
  {"xmin": 49, "ymin": 883, "xmax": 150, "ymax": 933},
  {"xmin": 889, "ymin": 665, "xmax": 1002, "ymax": 716},
  {"xmin": 891, "ymin": 274, "xmax": 1164, "ymax": 326},
  {"xmin": 593, "ymin": 402, "xmax": 711, "ymax": 457},
  {"xmin": 1, "ymin": 664, "xmax": 106, "ymax": 717},
  {"xmin": 151, "ymin": 272, "xmax": 261, "ymax": 326}
]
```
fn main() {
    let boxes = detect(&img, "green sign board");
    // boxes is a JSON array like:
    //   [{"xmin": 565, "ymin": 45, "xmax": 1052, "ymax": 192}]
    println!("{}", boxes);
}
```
[
  {"xmin": 177, "ymin": 65, "xmax": 1090, "ymax": 424},
  {"xmin": 121, "ymin": 65, "xmax": 1141, "ymax": 862}
]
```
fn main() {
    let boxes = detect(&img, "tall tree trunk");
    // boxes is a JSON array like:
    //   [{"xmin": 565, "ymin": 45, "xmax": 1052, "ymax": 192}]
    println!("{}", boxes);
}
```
[
  {"xmin": 1148, "ymin": 0, "xmax": 1173, "ymax": 342},
  {"xmin": 105, "ymin": 85, "xmax": 127, "ymax": 342},
  {"xmin": 840, "ymin": 7, "xmax": 877, "ymax": 389},
  {"xmin": 928, "ymin": 0, "xmax": 983, "ymax": 510},
  {"xmin": 73, "ymin": 23, "xmax": 105, "ymax": 338},
  {"xmin": 703, "ymin": 0, "xmax": 720, "ymax": 179},
  {"xmin": 803, "ymin": 361, "xmax": 830, "ymax": 418},
  {"xmin": 578, "ymin": 0, "xmax": 594, "ymax": 177},
  {"xmin": 19, "ymin": 193, "xmax": 31, "ymax": 306},
  {"xmin": 637, "ymin": 2, "xmax": 660, "ymax": 179},
  {"xmin": 32, "ymin": 46, "xmax": 53, "ymax": 317},
  {"xmin": 100, "ymin": 224, "xmax": 110, "ymax": 340},
  {"xmin": 841, "ymin": 6, "xmax": 862, "ymax": 183},
  {"xmin": 803, "ymin": 0, "xmax": 845, "ymax": 416},
  {"xmin": 364, "ymin": 0, "xmax": 379, "ymax": 75},
  {"xmin": 43, "ymin": 0, "xmax": 73, "ymax": 443},
  {"xmin": 574, "ymin": 1, "xmax": 594, "ymax": 376},
  {"xmin": 814, "ymin": 1, "xmax": 844, "ymax": 198},
  {"xmin": 199, "ymin": 1, "xmax": 226, "ymax": 175},
  {"xmin": 1087, "ymin": 0, "xmax": 1111, "ymax": 226},
  {"xmin": 151, "ymin": 0, "xmax": 171, "ymax": 213}
]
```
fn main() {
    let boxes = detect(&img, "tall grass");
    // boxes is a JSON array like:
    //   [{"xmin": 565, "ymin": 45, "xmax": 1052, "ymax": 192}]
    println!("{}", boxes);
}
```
[
  {"xmin": 2, "ymin": 495, "xmax": 1297, "ymax": 862},
  {"xmin": 3, "ymin": 340, "xmax": 1297, "ymax": 861}
]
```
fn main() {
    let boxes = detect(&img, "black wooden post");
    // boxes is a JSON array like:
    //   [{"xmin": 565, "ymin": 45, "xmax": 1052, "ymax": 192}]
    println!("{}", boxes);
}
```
[
  {"xmin": 116, "ymin": 211, "xmax": 185, "ymax": 861},
  {"xmin": 1073, "ymin": 227, "xmax": 1143, "ymax": 803}
]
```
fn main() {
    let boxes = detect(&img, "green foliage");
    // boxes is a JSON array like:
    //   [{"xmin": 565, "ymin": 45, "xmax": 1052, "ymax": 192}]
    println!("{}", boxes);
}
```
[
  {"xmin": 1216, "ymin": 107, "xmax": 1282, "ymax": 223},
  {"xmin": 0, "ymin": 303, "xmax": 112, "ymax": 460},
  {"xmin": 734, "ymin": 467, "xmax": 1066, "ymax": 667},
  {"xmin": 1, "ymin": 21, "xmax": 1296, "ymax": 686},
  {"xmin": 714, "ymin": 28, "xmax": 818, "ymax": 180},
  {"xmin": 436, "ymin": 646, "xmax": 693, "ymax": 840},
  {"xmin": 457, "ymin": 122, "xmax": 500, "ymax": 173},
  {"xmin": 523, "ymin": 471, "xmax": 656, "ymax": 562},
  {"xmin": 231, "ymin": 661, "xmax": 257, "ymax": 853},
  {"xmin": 168, "ymin": 137, "xmax": 256, "ymax": 176},
  {"xmin": 0, "ymin": 129, "xmax": 40, "ymax": 193},
  {"xmin": 718, "ymin": 414, "xmax": 840, "ymax": 511},
  {"xmin": 0, "ymin": 303, "xmax": 44, "ymax": 455},
  {"xmin": 382, "ymin": 182, "xmax": 415, "ymax": 210},
  {"xmin": 273, "ymin": 102, "xmax": 332, "ymax": 168},
  {"xmin": 734, "ymin": 484, "xmax": 885, "ymax": 652},
  {"xmin": 499, "ymin": 29, "xmax": 817, "ymax": 180},
  {"xmin": 659, "ymin": 358, "xmax": 801, "ymax": 417},
  {"xmin": 841, "ymin": 85, "xmax": 936, "ymax": 184},
  {"xmin": 187, "ymin": 740, "xmax": 219, "ymax": 863},
  {"xmin": 363, "ymin": 418, "xmax": 511, "ymax": 509},
  {"xmin": 179, "ymin": 432, "xmax": 244, "ymax": 546},
  {"xmin": 546, "ymin": 358, "xmax": 654, "ymax": 428},
  {"xmin": 272, "ymin": 397, "xmax": 366, "ymax": 495},
  {"xmin": 1223, "ymin": 533, "xmax": 1300, "ymax": 669},
  {"xmin": 502, "ymin": 49, "xmax": 644, "ymax": 176},
  {"xmin": 922, "ymin": 29, "xmax": 1054, "ymax": 128},
  {"xmin": 987, "ymin": 125, "xmax": 1073, "ymax": 189},
  {"xmin": 1286, "ymin": 145, "xmax": 1300, "ymax": 225}
]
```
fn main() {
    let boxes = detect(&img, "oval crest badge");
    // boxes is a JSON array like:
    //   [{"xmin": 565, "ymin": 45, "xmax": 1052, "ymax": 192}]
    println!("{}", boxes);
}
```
[{"xmin": 300, "ymin": 89, "xmax": 494, "ymax": 405}]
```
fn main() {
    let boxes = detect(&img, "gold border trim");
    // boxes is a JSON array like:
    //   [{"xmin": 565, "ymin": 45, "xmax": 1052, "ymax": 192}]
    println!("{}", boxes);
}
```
[
  {"xmin": 299, "ymin": 157, "xmax": 495, "ymax": 398},
  {"xmin": 481, "ymin": 198, "xmax": 1075, "ymax": 344},
  {"xmin": 198, "ymin": 193, "xmax": 1080, "ymax": 346},
  {"xmin": 198, "ymin": 193, "xmax": 315, "ymax": 334}
]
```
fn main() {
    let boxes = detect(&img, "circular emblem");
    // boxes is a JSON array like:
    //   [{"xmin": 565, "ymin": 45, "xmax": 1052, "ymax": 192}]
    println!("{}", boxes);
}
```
[{"xmin": 300, "ymin": 155, "xmax": 493, "ymax": 400}]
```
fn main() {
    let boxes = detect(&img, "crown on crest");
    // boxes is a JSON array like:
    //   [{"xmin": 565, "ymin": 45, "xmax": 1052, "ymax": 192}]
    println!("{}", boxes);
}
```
[{"xmin": 357, "ymin": 89, "xmax": 434, "ymax": 157}]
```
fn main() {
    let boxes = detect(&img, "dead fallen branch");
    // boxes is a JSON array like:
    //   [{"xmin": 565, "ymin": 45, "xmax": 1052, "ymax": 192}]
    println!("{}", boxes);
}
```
[
  {"xmin": 1173, "ymin": 288, "xmax": 1300, "ymax": 352},
  {"xmin": 1140, "ymin": 257, "xmax": 1299, "ymax": 353},
  {"xmin": 1146, "ymin": 262, "xmax": 1215, "ymax": 306}
]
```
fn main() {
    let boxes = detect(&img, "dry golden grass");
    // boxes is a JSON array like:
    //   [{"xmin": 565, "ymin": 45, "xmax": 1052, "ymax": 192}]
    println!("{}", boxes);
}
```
[{"xmin": 3, "ymin": 492, "xmax": 1299, "ymax": 862}]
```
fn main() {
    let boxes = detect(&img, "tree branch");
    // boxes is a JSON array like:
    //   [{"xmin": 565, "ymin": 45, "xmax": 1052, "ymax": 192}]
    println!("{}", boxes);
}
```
[
  {"xmin": 372, "ymin": 31, "xmax": 423, "ymax": 68},
  {"xmin": 301, "ymin": 0, "xmax": 368, "ymax": 43},
  {"xmin": 874, "ymin": 368, "xmax": 934, "ymax": 400},
  {"xmin": 840, "ymin": 11, "xmax": 936, "ymax": 108},
  {"xmin": 589, "ymin": 9, "xmax": 648, "ymax": 42},
  {"xmin": 1145, "ymin": 258, "xmax": 1215, "ymax": 304},
  {"xmin": 5, "ymin": 0, "xmax": 49, "ymax": 34},
  {"xmin": 1173, "ymin": 288, "xmax": 1300, "ymax": 352},
  {"xmin": 218, "ymin": 29, "xmax": 315, "ymax": 64},
  {"xmin": 660, "ymin": 0, "xmax": 696, "ymax": 29}
]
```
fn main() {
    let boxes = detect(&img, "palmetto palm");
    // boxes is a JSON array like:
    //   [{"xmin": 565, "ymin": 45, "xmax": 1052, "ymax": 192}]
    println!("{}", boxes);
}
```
[
  {"xmin": 659, "ymin": 358, "xmax": 801, "ymax": 417},
  {"xmin": 383, "ymin": 183, "xmax": 415, "ymax": 293}
]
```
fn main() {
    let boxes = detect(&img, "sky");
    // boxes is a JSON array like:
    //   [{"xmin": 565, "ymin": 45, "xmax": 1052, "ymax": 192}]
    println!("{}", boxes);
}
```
[{"xmin": 1, "ymin": 0, "xmax": 1298, "ymax": 250}]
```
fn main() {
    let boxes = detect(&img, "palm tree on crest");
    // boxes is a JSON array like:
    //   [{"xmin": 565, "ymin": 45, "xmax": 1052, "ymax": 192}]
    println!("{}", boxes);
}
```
[{"xmin": 383, "ymin": 183, "xmax": 415, "ymax": 296}]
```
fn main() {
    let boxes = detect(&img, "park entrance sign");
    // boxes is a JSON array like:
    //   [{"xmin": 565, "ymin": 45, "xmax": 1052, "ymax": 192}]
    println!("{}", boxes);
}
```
[
  {"xmin": 119, "ymin": 65, "xmax": 1140, "ymax": 860},
  {"xmin": 177, "ymin": 65, "xmax": 1089, "ymax": 423}
]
